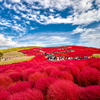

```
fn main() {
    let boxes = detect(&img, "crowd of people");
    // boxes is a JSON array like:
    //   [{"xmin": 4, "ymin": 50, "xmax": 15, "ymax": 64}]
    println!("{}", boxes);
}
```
[
  {"xmin": 45, "ymin": 53, "xmax": 95, "ymax": 61},
  {"xmin": 0, "ymin": 57, "xmax": 11, "ymax": 62}
]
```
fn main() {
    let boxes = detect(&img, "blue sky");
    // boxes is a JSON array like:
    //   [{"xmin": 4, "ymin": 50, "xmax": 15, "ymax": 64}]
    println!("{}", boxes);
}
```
[{"xmin": 0, "ymin": 0, "xmax": 100, "ymax": 49}]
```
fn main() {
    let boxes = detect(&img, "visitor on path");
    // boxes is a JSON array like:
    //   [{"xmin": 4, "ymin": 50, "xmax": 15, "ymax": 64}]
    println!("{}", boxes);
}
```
[
  {"xmin": 57, "ymin": 57, "xmax": 60, "ymax": 61},
  {"xmin": 65, "ymin": 56, "xmax": 67, "ymax": 60},
  {"xmin": 84, "ymin": 56, "xmax": 87, "ymax": 59},
  {"xmin": 70, "ymin": 57, "xmax": 73, "ymax": 60},
  {"xmin": 68, "ymin": 57, "xmax": 71, "ymax": 60}
]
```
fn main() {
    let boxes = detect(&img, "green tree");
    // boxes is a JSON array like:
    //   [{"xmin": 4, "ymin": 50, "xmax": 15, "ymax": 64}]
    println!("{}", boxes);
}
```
[{"xmin": 0, "ymin": 52, "xmax": 3, "ymax": 57}]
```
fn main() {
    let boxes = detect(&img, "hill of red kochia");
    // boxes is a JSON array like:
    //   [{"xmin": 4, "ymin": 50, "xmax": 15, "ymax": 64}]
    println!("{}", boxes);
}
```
[{"xmin": 0, "ymin": 45, "xmax": 100, "ymax": 100}]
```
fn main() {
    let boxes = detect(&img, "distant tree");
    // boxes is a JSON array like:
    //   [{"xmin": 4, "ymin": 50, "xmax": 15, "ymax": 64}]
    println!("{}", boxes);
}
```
[{"xmin": 0, "ymin": 52, "xmax": 3, "ymax": 57}]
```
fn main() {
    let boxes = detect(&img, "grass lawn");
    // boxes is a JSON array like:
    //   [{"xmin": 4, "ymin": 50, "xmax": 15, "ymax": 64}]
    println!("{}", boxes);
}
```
[
  {"xmin": 0, "ymin": 56, "xmax": 34, "ymax": 65},
  {"xmin": 0, "ymin": 51, "xmax": 34, "ymax": 65}
]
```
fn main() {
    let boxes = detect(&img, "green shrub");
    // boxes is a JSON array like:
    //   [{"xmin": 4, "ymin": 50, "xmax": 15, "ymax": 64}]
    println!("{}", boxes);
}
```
[
  {"xmin": 92, "ymin": 54, "xmax": 100, "ymax": 58},
  {"xmin": 0, "ymin": 52, "xmax": 3, "ymax": 57}
]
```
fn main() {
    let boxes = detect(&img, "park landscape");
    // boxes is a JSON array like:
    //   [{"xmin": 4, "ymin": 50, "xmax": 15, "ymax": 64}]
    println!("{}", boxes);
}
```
[
  {"xmin": 0, "ymin": 0, "xmax": 100, "ymax": 99},
  {"xmin": 0, "ymin": 45, "xmax": 100, "ymax": 100}
]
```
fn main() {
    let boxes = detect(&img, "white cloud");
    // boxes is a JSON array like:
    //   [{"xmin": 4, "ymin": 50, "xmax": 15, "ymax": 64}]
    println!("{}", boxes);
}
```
[
  {"xmin": 16, "ymin": 32, "xmax": 72, "ymax": 47},
  {"xmin": 3, "ymin": 2, "xmax": 12, "ymax": 9},
  {"xmin": 12, "ymin": 24, "xmax": 26, "ymax": 33},
  {"xmin": 49, "ymin": 9, "xmax": 55, "ymax": 12},
  {"xmin": 0, "ymin": 19, "xmax": 12, "ymax": 27},
  {"xmin": 34, "ymin": 7, "xmax": 100, "ymax": 25},
  {"xmin": 0, "ymin": 17, "xmax": 27, "ymax": 36},
  {"xmin": 24, "ymin": 0, "xmax": 72, "ymax": 11},
  {"xmin": 95, "ymin": 0, "xmax": 100, "ymax": 7},
  {"xmin": 13, "ymin": 15, "xmax": 21, "ymax": 20},
  {"xmin": 30, "ymin": 27, "xmax": 35, "ymax": 30},
  {"xmin": 72, "ymin": 0, "xmax": 93, "ymax": 13},
  {"xmin": 34, "ymin": 15, "xmax": 72, "ymax": 25},
  {"xmin": 72, "ymin": 27, "xmax": 85, "ymax": 34},
  {"xmin": 8, "ymin": 0, "xmax": 21, "ymax": 3},
  {"xmin": 26, "ymin": 21, "xmax": 30, "ymax": 24},
  {"xmin": 0, "ymin": 27, "xmax": 7, "ymax": 30},
  {"xmin": 0, "ymin": 34, "xmax": 17, "ymax": 47},
  {"xmin": 77, "ymin": 26, "xmax": 100, "ymax": 48},
  {"xmin": 0, "ymin": 0, "xmax": 3, "ymax": 2},
  {"xmin": 23, "ymin": 0, "xmax": 94, "ymax": 12},
  {"xmin": 2, "ymin": 0, "xmax": 99, "ymax": 26}
]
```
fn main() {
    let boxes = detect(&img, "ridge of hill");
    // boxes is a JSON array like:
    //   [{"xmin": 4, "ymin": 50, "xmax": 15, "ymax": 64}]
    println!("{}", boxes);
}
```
[{"xmin": 0, "ymin": 46, "xmax": 42, "ymax": 53}]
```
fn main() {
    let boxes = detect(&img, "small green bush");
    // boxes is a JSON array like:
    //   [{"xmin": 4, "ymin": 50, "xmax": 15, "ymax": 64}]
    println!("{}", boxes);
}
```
[
  {"xmin": 92, "ymin": 54, "xmax": 100, "ymax": 58},
  {"xmin": 0, "ymin": 52, "xmax": 3, "ymax": 57}
]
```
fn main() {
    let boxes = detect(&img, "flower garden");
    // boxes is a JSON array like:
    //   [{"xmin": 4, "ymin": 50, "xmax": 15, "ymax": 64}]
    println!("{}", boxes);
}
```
[{"xmin": 0, "ymin": 45, "xmax": 100, "ymax": 100}]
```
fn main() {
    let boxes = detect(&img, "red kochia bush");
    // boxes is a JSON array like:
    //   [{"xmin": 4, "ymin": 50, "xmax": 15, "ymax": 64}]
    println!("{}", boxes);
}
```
[
  {"xmin": 22, "ymin": 69, "xmax": 36, "ymax": 81},
  {"xmin": 53, "ymin": 64, "xmax": 65, "ymax": 70},
  {"xmin": 28, "ymin": 72, "xmax": 48, "ymax": 83},
  {"xmin": 76, "ymin": 68, "xmax": 100, "ymax": 86},
  {"xmin": 75, "ymin": 61, "xmax": 87, "ymax": 71},
  {"xmin": 0, "ymin": 75, "xmax": 13, "ymax": 87},
  {"xmin": 0, "ymin": 89, "xmax": 10, "ymax": 100},
  {"xmin": 8, "ymin": 81, "xmax": 32, "ymax": 94},
  {"xmin": 79, "ymin": 85, "xmax": 100, "ymax": 100},
  {"xmin": 47, "ymin": 80, "xmax": 79, "ymax": 100},
  {"xmin": 63, "ymin": 64, "xmax": 80, "ymax": 78},
  {"xmin": 50, "ymin": 70, "xmax": 74, "ymax": 82},
  {"xmin": 34, "ymin": 77, "xmax": 56, "ymax": 96},
  {"xmin": 0, "ymin": 86, "xmax": 10, "ymax": 100},
  {"xmin": 8, "ymin": 72, "xmax": 22, "ymax": 82},
  {"xmin": 89, "ymin": 62, "xmax": 100, "ymax": 70},
  {"xmin": 44, "ymin": 67, "xmax": 59, "ymax": 75},
  {"xmin": 9, "ymin": 89, "xmax": 44, "ymax": 100}
]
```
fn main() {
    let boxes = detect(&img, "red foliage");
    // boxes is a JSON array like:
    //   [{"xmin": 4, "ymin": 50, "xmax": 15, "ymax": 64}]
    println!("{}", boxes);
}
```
[
  {"xmin": 0, "ymin": 89, "xmax": 10, "ymax": 100},
  {"xmin": 28, "ymin": 72, "xmax": 48, "ymax": 83},
  {"xmin": 8, "ymin": 72, "xmax": 22, "ymax": 82},
  {"xmin": 79, "ymin": 85, "xmax": 100, "ymax": 100},
  {"xmin": 53, "ymin": 64, "xmax": 65, "ymax": 70},
  {"xmin": 76, "ymin": 68, "xmax": 100, "ymax": 86},
  {"xmin": 63, "ymin": 64, "xmax": 80, "ymax": 78},
  {"xmin": 47, "ymin": 80, "xmax": 79, "ymax": 100},
  {"xmin": 9, "ymin": 89, "xmax": 44, "ymax": 100},
  {"xmin": 8, "ymin": 81, "xmax": 32, "ymax": 94},
  {"xmin": 89, "ymin": 62, "xmax": 100, "ymax": 70},
  {"xmin": 34, "ymin": 77, "xmax": 56, "ymax": 96},
  {"xmin": 0, "ymin": 75, "xmax": 13, "ymax": 88},
  {"xmin": 22, "ymin": 69, "xmax": 36, "ymax": 81},
  {"xmin": 50, "ymin": 70, "xmax": 74, "ymax": 81},
  {"xmin": 75, "ymin": 61, "xmax": 87, "ymax": 71},
  {"xmin": 44, "ymin": 67, "xmax": 59, "ymax": 75}
]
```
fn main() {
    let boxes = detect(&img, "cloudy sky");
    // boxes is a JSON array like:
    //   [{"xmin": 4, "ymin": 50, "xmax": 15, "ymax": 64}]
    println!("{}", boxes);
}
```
[{"xmin": 0, "ymin": 0, "xmax": 100, "ymax": 49}]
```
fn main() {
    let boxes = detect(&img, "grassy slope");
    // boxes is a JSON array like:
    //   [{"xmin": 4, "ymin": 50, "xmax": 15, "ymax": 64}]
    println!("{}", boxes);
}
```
[
  {"xmin": 0, "ymin": 46, "xmax": 42, "ymax": 53},
  {"xmin": 0, "ymin": 56, "xmax": 34, "ymax": 65},
  {"xmin": 0, "ymin": 46, "xmax": 41, "ymax": 65}
]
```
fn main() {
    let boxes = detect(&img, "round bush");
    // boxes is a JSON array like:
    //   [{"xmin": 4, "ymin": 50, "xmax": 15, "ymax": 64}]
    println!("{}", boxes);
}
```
[
  {"xmin": 63, "ymin": 64, "xmax": 80, "ymax": 78},
  {"xmin": 9, "ymin": 89, "xmax": 44, "ymax": 100},
  {"xmin": 0, "ymin": 86, "xmax": 10, "ymax": 99},
  {"xmin": 28, "ymin": 72, "xmax": 48, "ymax": 83},
  {"xmin": 89, "ymin": 62, "xmax": 100, "ymax": 70},
  {"xmin": 8, "ymin": 72, "xmax": 22, "ymax": 82},
  {"xmin": 79, "ymin": 85, "xmax": 100, "ymax": 100},
  {"xmin": 75, "ymin": 61, "xmax": 87, "ymax": 71},
  {"xmin": 44, "ymin": 67, "xmax": 59, "ymax": 76},
  {"xmin": 34, "ymin": 77, "xmax": 56, "ymax": 96},
  {"xmin": 0, "ymin": 75, "xmax": 13, "ymax": 88},
  {"xmin": 76, "ymin": 68, "xmax": 100, "ymax": 86},
  {"xmin": 8, "ymin": 81, "xmax": 32, "ymax": 94},
  {"xmin": 50, "ymin": 70, "xmax": 74, "ymax": 81},
  {"xmin": 47, "ymin": 80, "xmax": 79, "ymax": 100},
  {"xmin": 22, "ymin": 69, "xmax": 36, "ymax": 81}
]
